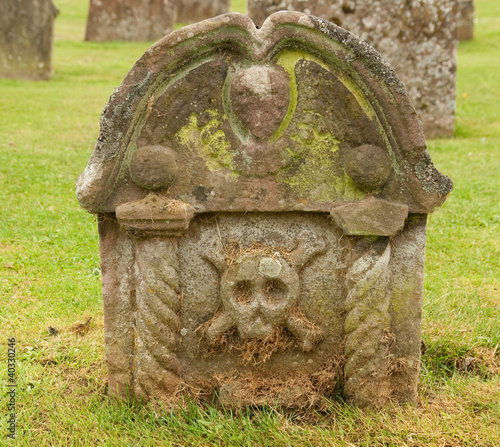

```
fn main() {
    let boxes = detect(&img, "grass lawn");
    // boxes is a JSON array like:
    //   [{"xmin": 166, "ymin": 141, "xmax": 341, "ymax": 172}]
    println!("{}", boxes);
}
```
[{"xmin": 1, "ymin": 0, "xmax": 499, "ymax": 445}]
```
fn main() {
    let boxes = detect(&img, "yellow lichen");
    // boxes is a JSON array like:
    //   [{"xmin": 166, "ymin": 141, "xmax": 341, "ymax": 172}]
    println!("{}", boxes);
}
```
[
  {"xmin": 278, "ymin": 128, "xmax": 365, "ymax": 203},
  {"xmin": 176, "ymin": 110, "xmax": 238, "ymax": 175}
]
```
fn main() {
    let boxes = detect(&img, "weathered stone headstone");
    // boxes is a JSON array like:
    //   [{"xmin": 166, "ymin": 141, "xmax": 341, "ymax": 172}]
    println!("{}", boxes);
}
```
[
  {"xmin": 85, "ymin": 0, "xmax": 176, "ymax": 42},
  {"xmin": 77, "ymin": 12, "xmax": 452, "ymax": 409},
  {"xmin": 248, "ymin": 0, "xmax": 460, "ymax": 139},
  {"xmin": 0, "ymin": 0, "xmax": 58, "ymax": 81},
  {"xmin": 171, "ymin": 0, "xmax": 230, "ymax": 23},
  {"xmin": 457, "ymin": 0, "xmax": 474, "ymax": 41}
]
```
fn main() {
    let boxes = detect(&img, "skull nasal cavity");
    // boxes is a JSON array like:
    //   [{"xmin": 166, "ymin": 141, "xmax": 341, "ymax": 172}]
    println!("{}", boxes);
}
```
[
  {"xmin": 234, "ymin": 280, "xmax": 253, "ymax": 305},
  {"xmin": 265, "ymin": 279, "xmax": 287, "ymax": 305}
]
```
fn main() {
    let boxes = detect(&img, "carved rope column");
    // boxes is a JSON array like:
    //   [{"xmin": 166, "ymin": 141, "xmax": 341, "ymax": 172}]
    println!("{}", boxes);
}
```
[
  {"xmin": 343, "ymin": 237, "xmax": 393, "ymax": 408},
  {"xmin": 116, "ymin": 193, "xmax": 195, "ymax": 400},
  {"xmin": 331, "ymin": 196, "xmax": 409, "ymax": 407}
]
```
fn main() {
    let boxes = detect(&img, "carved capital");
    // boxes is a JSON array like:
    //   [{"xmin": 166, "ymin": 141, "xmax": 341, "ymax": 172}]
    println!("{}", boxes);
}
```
[
  {"xmin": 116, "ymin": 193, "xmax": 195, "ymax": 238},
  {"xmin": 330, "ymin": 197, "xmax": 408, "ymax": 236}
]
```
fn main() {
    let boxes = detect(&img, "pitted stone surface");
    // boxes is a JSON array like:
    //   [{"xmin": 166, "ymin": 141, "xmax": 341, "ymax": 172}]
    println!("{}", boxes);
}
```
[
  {"xmin": 78, "ymin": 12, "xmax": 451, "ymax": 409},
  {"xmin": 85, "ymin": 0, "xmax": 176, "ymax": 42},
  {"xmin": 0, "ymin": 0, "xmax": 58, "ymax": 80},
  {"xmin": 248, "ymin": 0, "xmax": 459, "ymax": 138}
]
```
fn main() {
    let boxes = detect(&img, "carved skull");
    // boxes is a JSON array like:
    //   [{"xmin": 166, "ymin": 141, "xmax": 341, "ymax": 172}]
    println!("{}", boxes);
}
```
[
  {"xmin": 221, "ymin": 253, "xmax": 299, "ymax": 339},
  {"xmin": 202, "ymin": 231, "xmax": 328, "ymax": 352}
]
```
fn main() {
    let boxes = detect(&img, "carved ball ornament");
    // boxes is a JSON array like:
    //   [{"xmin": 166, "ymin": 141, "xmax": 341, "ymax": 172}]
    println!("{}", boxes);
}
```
[{"xmin": 129, "ymin": 145, "xmax": 178, "ymax": 190}]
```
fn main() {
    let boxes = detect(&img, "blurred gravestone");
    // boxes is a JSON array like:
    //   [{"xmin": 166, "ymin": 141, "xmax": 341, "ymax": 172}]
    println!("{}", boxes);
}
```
[
  {"xmin": 85, "ymin": 0, "xmax": 176, "ymax": 42},
  {"xmin": 248, "ymin": 0, "xmax": 460, "ymax": 139},
  {"xmin": 77, "ymin": 12, "xmax": 452, "ymax": 409},
  {"xmin": 171, "ymin": 0, "xmax": 230, "ymax": 23},
  {"xmin": 0, "ymin": 0, "xmax": 58, "ymax": 81},
  {"xmin": 248, "ymin": 0, "xmax": 334, "ymax": 26},
  {"xmin": 457, "ymin": 0, "xmax": 474, "ymax": 41}
]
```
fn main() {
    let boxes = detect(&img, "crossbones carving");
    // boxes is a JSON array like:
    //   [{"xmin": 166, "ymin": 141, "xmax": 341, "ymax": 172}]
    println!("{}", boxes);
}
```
[{"xmin": 203, "ymin": 231, "xmax": 327, "ymax": 352}]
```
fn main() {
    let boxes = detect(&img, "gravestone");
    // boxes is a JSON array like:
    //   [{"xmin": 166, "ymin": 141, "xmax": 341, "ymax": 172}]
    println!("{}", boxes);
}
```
[
  {"xmin": 248, "ymin": 0, "xmax": 460, "ymax": 139},
  {"xmin": 85, "ymin": 0, "xmax": 176, "ymax": 42},
  {"xmin": 247, "ymin": 0, "xmax": 334, "ymax": 27},
  {"xmin": 457, "ymin": 0, "xmax": 474, "ymax": 41},
  {"xmin": 171, "ymin": 0, "xmax": 230, "ymax": 23},
  {"xmin": 77, "ymin": 12, "xmax": 452, "ymax": 409},
  {"xmin": 0, "ymin": 0, "xmax": 58, "ymax": 81}
]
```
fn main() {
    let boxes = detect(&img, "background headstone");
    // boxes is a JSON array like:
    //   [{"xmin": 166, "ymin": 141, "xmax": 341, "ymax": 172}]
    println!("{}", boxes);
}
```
[
  {"xmin": 0, "ymin": 0, "xmax": 58, "ymax": 81},
  {"xmin": 247, "ymin": 0, "xmax": 334, "ymax": 26},
  {"xmin": 85, "ymin": 0, "xmax": 176, "ymax": 42},
  {"xmin": 77, "ymin": 12, "xmax": 452, "ymax": 409},
  {"xmin": 247, "ymin": 0, "xmax": 460, "ymax": 139},
  {"xmin": 171, "ymin": 0, "xmax": 230, "ymax": 23},
  {"xmin": 457, "ymin": 0, "xmax": 474, "ymax": 41}
]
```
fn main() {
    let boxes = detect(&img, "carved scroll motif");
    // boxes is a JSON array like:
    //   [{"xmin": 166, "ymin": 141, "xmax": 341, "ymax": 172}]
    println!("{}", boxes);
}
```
[
  {"xmin": 133, "ymin": 238, "xmax": 182, "ymax": 398},
  {"xmin": 343, "ymin": 239, "xmax": 393, "ymax": 407}
]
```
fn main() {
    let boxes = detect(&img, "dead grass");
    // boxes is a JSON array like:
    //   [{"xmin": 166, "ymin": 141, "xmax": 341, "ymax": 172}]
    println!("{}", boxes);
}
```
[
  {"xmin": 232, "ymin": 326, "xmax": 295, "ymax": 365},
  {"xmin": 422, "ymin": 341, "xmax": 500, "ymax": 380},
  {"xmin": 200, "ymin": 309, "xmax": 325, "ymax": 365},
  {"xmin": 214, "ymin": 358, "xmax": 343, "ymax": 411},
  {"xmin": 68, "ymin": 316, "xmax": 93, "ymax": 336},
  {"xmin": 158, "ymin": 198, "xmax": 195, "ymax": 217},
  {"xmin": 225, "ymin": 240, "xmax": 292, "ymax": 268},
  {"xmin": 452, "ymin": 346, "xmax": 500, "ymax": 378},
  {"xmin": 388, "ymin": 357, "xmax": 410, "ymax": 376},
  {"xmin": 201, "ymin": 325, "xmax": 295, "ymax": 365}
]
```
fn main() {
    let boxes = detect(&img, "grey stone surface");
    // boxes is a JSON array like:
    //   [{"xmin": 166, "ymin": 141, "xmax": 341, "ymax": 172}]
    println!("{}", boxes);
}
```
[
  {"xmin": 171, "ymin": 0, "xmax": 230, "ymax": 23},
  {"xmin": 0, "ymin": 0, "xmax": 58, "ymax": 80},
  {"xmin": 247, "ymin": 0, "xmax": 460, "ymax": 139},
  {"xmin": 85, "ymin": 0, "xmax": 176, "ymax": 42},
  {"xmin": 78, "ymin": 12, "xmax": 452, "ymax": 409}
]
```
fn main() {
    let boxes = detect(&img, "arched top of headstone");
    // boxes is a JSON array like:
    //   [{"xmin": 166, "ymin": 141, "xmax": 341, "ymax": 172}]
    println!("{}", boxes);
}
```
[{"xmin": 77, "ymin": 12, "xmax": 452, "ymax": 235}]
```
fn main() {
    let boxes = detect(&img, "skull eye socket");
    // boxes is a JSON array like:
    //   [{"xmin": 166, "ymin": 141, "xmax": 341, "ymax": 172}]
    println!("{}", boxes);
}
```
[
  {"xmin": 265, "ymin": 279, "xmax": 287, "ymax": 306},
  {"xmin": 233, "ymin": 280, "xmax": 253, "ymax": 305}
]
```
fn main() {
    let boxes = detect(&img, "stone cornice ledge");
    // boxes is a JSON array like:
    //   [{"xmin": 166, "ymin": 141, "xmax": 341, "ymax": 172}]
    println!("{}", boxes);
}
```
[
  {"xmin": 330, "ymin": 196, "xmax": 409, "ymax": 236},
  {"xmin": 116, "ymin": 192, "xmax": 195, "ymax": 237}
]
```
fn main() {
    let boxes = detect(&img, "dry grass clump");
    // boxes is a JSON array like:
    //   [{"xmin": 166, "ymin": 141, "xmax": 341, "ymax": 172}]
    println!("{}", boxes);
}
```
[
  {"xmin": 201, "ymin": 325, "xmax": 296, "ymax": 365},
  {"xmin": 213, "ymin": 356, "xmax": 345, "ymax": 410},
  {"xmin": 134, "ymin": 355, "xmax": 344, "ymax": 413},
  {"xmin": 68, "ymin": 316, "xmax": 93, "ymax": 336},
  {"xmin": 423, "ymin": 341, "xmax": 500, "ymax": 379},
  {"xmin": 456, "ymin": 345, "xmax": 500, "ymax": 378},
  {"xmin": 387, "ymin": 357, "xmax": 410, "ymax": 376},
  {"xmin": 234, "ymin": 280, "xmax": 253, "ymax": 304},
  {"xmin": 232, "ymin": 326, "xmax": 295, "ymax": 365},
  {"xmin": 224, "ymin": 240, "xmax": 292, "ymax": 267},
  {"xmin": 287, "ymin": 307, "xmax": 324, "ymax": 348},
  {"xmin": 158, "ymin": 198, "xmax": 195, "ymax": 217}
]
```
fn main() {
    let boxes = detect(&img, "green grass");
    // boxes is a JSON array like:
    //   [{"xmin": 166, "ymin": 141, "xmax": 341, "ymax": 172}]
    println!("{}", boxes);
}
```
[{"xmin": 1, "ymin": 0, "xmax": 499, "ymax": 445}]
